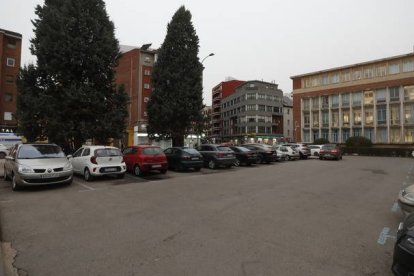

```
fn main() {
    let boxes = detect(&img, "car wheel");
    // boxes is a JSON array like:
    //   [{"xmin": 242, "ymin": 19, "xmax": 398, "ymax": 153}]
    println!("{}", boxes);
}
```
[
  {"xmin": 160, "ymin": 169, "xmax": 167, "ymax": 174},
  {"xmin": 134, "ymin": 165, "xmax": 142, "ymax": 176},
  {"xmin": 12, "ymin": 174, "xmax": 20, "ymax": 191},
  {"xmin": 340, "ymin": 156, "xmax": 343, "ymax": 160},
  {"xmin": 0, "ymin": 152, "xmax": 5, "ymax": 159},
  {"xmin": 117, "ymin": 173, "xmax": 125, "ymax": 179},
  {"xmin": 286, "ymin": 155, "xmax": 291, "ymax": 161},
  {"xmin": 234, "ymin": 159, "xmax": 240, "ymax": 167},
  {"xmin": 314, "ymin": 152, "xmax": 319, "ymax": 156},
  {"xmin": 257, "ymin": 155, "xmax": 263, "ymax": 164},
  {"xmin": 208, "ymin": 160, "xmax": 216, "ymax": 169},
  {"xmin": 84, "ymin": 168, "xmax": 93, "ymax": 182},
  {"xmin": 194, "ymin": 167, "xmax": 201, "ymax": 171}
]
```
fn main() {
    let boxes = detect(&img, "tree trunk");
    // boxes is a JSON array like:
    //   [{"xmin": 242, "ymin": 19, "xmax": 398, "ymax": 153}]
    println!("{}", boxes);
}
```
[{"xmin": 172, "ymin": 134, "xmax": 184, "ymax": 147}]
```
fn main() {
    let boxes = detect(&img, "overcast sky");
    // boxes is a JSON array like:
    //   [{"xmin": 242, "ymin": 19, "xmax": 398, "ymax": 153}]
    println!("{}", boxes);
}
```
[{"xmin": 2, "ymin": 0, "xmax": 414, "ymax": 105}]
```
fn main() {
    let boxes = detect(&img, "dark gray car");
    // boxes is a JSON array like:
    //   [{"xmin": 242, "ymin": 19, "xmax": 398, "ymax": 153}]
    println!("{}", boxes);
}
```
[{"xmin": 196, "ymin": 144, "xmax": 236, "ymax": 169}]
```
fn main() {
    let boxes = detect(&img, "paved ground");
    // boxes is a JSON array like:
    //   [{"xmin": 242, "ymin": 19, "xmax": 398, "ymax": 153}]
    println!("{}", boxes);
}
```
[{"xmin": 0, "ymin": 156, "xmax": 410, "ymax": 276}]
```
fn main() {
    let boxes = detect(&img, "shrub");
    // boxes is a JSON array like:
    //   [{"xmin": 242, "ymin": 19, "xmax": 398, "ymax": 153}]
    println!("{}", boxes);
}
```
[
  {"xmin": 313, "ymin": 138, "xmax": 330, "ymax": 145},
  {"xmin": 345, "ymin": 136, "xmax": 372, "ymax": 148}
]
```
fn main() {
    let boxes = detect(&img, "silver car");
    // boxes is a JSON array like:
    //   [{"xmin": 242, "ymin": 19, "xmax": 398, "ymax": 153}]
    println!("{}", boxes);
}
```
[
  {"xmin": 3, "ymin": 144, "xmax": 73, "ymax": 191},
  {"xmin": 399, "ymin": 184, "xmax": 414, "ymax": 215}
]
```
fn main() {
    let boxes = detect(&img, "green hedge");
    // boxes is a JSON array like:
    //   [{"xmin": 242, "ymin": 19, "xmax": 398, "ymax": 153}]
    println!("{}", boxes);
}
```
[{"xmin": 342, "ymin": 147, "xmax": 413, "ymax": 157}]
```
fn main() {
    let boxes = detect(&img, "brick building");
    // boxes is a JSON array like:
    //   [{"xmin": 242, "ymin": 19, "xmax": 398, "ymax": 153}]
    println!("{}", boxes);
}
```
[
  {"xmin": 291, "ymin": 52, "xmax": 414, "ymax": 145},
  {"xmin": 115, "ymin": 45, "xmax": 156, "ymax": 146},
  {"xmin": 211, "ymin": 79, "xmax": 245, "ymax": 143},
  {"xmin": 0, "ymin": 28, "xmax": 22, "ymax": 134}
]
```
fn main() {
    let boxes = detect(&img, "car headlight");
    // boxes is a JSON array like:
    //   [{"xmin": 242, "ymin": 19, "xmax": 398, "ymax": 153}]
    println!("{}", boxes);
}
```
[
  {"xmin": 400, "ymin": 236, "xmax": 414, "ymax": 251},
  {"xmin": 63, "ymin": 161, "xmax": 73, "ymax": 171},
  {"xmin": 18, "ymin": 164, "xmax": 34, "ymax": 173}
]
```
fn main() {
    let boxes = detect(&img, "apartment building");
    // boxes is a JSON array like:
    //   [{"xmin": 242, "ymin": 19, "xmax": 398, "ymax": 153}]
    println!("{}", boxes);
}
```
[
  {"xmin": 221, "ymin": 80, "xmax": 284, "ymax": 144},
  {"xmin": 0, "ymin": 28, "xmax": 22, "ymax": 134},
  {"xmin": 211, "ymin": 79, "xmax": 245, "ymax": 143},
  {"xmin": 115, "ymin": 44, "xmax": 156, "ymax": 146},
  {"xmin": 291, "ymin": 52, "xmax": 414, "ymax": 144},
  {"xmin": 283, "ymin": 95, "xmax": 293, "ymax": 142}
]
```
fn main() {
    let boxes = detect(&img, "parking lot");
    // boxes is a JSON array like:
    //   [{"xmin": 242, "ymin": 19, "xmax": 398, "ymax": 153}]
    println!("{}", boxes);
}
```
[{"xmin": 0, "ymin": 156, "xmax": 410, "ymax": 276}]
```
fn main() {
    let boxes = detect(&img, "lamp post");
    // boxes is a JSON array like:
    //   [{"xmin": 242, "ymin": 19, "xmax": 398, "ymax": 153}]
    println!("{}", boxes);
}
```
[{"xmin": 201, "ymin": 53, "xmax": 214, "ymax": 64}]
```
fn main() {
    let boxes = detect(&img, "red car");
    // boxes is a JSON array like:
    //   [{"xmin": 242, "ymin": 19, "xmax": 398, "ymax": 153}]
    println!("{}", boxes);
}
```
[
  {"xmin": 122, "ymin": 145, "xmax": 168, "ymax": 176},
  {"xmin": 319, "ymin": 144, "xmax": 343, "ymax": 160}
]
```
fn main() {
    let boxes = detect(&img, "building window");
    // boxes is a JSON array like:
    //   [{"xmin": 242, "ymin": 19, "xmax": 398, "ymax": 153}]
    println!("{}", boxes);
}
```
[
  {"xmin": 390, "ymin": 87, "xmax": 400, "ymax": 101},
  {"xmin": 331, "ymin": 73, "xmax": 340, "ymax": 84},
  {"xmin": 267, "ymin": 106, "xmax": 272, "ymax": 112},
  {"xmin": 404, "ymin": 127, "xmax": 414, "ymax": 143},
  {"xmin": 403, "ymin": 60, "xmax": 414, "ymax": 72},
  {"xmin": 258, "ymin": 105, "xmax": 265, "ymax": 111},
  {"xmin": 352, "ymin": 92, "xmax": 362, "ymax": 106},
  {"xmin": 404, "ymin": 85, "xmax": 414, "ymax": 101},
  {"xmin": 364, "ymin": 128, "xmax": 374, "ymax": 142},
  {"xmin": 376, "ymin": 128, "xmax": 387, "ymax": 143},
  {"xmin": 246, "ymin": 104, "xmax": 256, "ymax": 111},
  {"xmin": 304, "ymin": 112, "xmax": 310, "ymax": 128},
  {"xmin": 4, "ymin": 112, "xmax": 12, "ymax": 121},
  {"xmin": 341, "ymin": 94, "xmax": 350, "ymax": 107},
  {"xmin": 322, "ymin": 111, "xmax": 329, "ymax": 127},
  {"xmin": 353, "ymin": 128, "xmax": 361, "ymax": 137},
  {"xmin": 273, "ymin": 107, "xmax": 280, "ymax": 113},
  {"xmin": 144, "ymin": 83, "xmax": 150, "ymax": 89},
  {"xmin": 312, "ymin": 111, "xmax": 319, "ymax": 127},
  {"xmin": 312, "ymin": 97, "xmax": 319, "ymax": 109},
  {"xmin": 258, "ymin": 93, "xmax": 266, "ymax": 100},
  {"xmin": 6, "ymin": 75, "xmax": 14, "ymax": 84},
  {"xmin": 303, "ymin": 130, "xmax": 310, "ymax": 142},
  {"xmin": 342, "ymin": 129, "xmax": 350, "ymax": 142},
  {"xmin": 364, "ymin": 67, "xmax": 374, "ymax": 79},
  {"xmin": 404, "ymin": 104, "xmax": 414, "ymax": 124},
  {"xmin": 246, "ymin": 93, "xmax": 256, "ymax": 100},
  {"xmin": 7, "ymin": 39, "xmax": 16, "ymax": 49},
  {"xmin": 363, "ymin": 91, "xmax": 374, "ymax": 105},
  {"xmin": 342, "ymin": 71, "xmax": 351, "ymax": 82},
  {"xmin": 247, "ymin": 126, "xmax": 256, "ymax": 133},
  {"xmin": 390, "ymin": 128, "xmax": 401, "ymax": 143},
  {"xmin": 6, "ymin": 58, "xmax": 15, "ymax": 67},
  {"xmin": 352, "ymin": 70, "xmax": 362, "ymax": 80},
  {"xmin": 144, "ymin": 70, "xmax": 151, "ymax": 76},
  {"xmin": 331, "ymin": 95, "xmax": 339, "ymax": 108},
  {"xmin": 377, "ymin": 107, "xmax": 387, "ymax": 125},
  {"xmin": 375, "ymin": 88, "xmax": 386, "ymax": 104},
  {"xmin": 258, "ymin": 126, "xmax": 266, "ymax": 133},
  {"xmin": 322, "ymin": 129, "xmax": 329, "ymax": 140},
  {"xmin": 321, "ymin": 75, "xmax": 329, "ymax": 85},
  {"xmin": 389, "ymin": 63, "xmax": 400, "ymax": 74},
  {"xmin": 331, "ymin": 111, "xmax": 339, "ymax": 127},
  {"xmin": 375, "ymin": 64, "xmax": 387, "ymax": 77},
  {"xmin": 4, "ymin": 93, "xmax": 13, "ymax": 102},
  {"xmin": 321, "ymin": 96, "xmax": 329, "ymax": 108},
  {"xmin": 342, "ymin": 111, "xmax": 350, "ymax": 127},
  {"xmin": 312, "ymin": 130, "xmax": 319, "ymax": 141},
  {"xmin": 365, "ymin": 109, "xmax": 374, "ymax": 126},
  {"xmin": 247, "ymin": 116, "xmax": 256, "ymax": 123},
  {"xmin": 303, "ymin": 98, "xmax": 310, "ymax": 110},
  {"xmin": 331, "ymin": 129, "xmax": 338, "ymax": 142},
  {"xmin": 390, "ymin": 106, "xmax": 400, "ymax": 125},
  {"xmin": 353, "ymin": 109, "xmax": 362, "ymax": 125}
]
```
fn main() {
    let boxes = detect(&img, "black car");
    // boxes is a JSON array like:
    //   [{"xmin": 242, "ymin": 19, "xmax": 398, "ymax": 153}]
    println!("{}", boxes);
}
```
[
  {"xmin": 228, "ymin": 146, "xmax": 257, "ymax": 166},
  {"xmin": 392, "ymin": 212, "xmax": 414, "ymax": 275},
  {"xmin": 163, "ymin": 147, "xmax": 203, "ymax": 171},
  {"xmin": 242, "ymin": 144, "xmax": 277, "ymax": 164},
  {"xmin": 196, "ymin": 144, "xmax": 236, "ymax": 169}
]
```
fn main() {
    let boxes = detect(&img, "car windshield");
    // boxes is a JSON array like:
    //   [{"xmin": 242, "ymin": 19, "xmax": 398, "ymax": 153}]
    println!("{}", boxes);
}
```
[
  {"xmin": 183, "ymin": 148, "xmax": 200, "ymax": 154},
  {"xmin": 218, "ymin": 146, "xmax": 232, "ymax": 152},
  {"xmin": 95, "ymin": 148, "xmax": 122, "ymax": 157},
  {"xmin": 235, "ymin": 147, "xmax": 250, "ymax": 152},
  {"xmin": 322, "ymin": 145, "xmax": 336, "ymax": 150},
  {"xmin": 17, "ymin": 144, "xmax": 66, "ymax": 159},
  {"xmin": 143, "ymin": 147, "xmax": 163, "ymax": 155}
]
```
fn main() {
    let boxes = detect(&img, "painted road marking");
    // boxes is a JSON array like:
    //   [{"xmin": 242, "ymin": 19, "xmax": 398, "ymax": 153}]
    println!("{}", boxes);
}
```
[
  {"xmin": 78, "ymin": 182, "xmax": 95, "ymax": 192},
  {"xmin": 377, "ymin": 227, "xmax": 396, "ymax": 245}
]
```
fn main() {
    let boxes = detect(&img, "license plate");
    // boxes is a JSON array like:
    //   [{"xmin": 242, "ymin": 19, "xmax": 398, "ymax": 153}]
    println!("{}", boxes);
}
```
[
  {"xmin": 41, "ymin": 173, "xmax": 59, "ymax": 178},
  {"xmin": 152, "ymin": 164, "xmax": 161, "ymax": 168},
  {"xmin": 105, "ymin": 168, "xmax": 117, "ymax": 172},
  {"xmin": 192, "ymin": 157, "xmax": 199, "ymax": 160}
]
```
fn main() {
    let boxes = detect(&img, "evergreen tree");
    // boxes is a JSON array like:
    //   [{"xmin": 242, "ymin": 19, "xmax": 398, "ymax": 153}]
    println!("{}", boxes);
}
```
[
  {"xmin": 147, "ymin": 6, "xmax": 203, "ymax": 146},
  {"xmin": 17, "ymin": 0, "xmax": 128, "ymax": 150}
]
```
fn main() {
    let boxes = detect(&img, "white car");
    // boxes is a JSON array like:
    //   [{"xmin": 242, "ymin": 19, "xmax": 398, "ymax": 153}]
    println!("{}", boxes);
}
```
[
  {"xmin": 308, "ymin": 145, "xmax": 323, "ymax": 157},
  {"xmin": 273, "ymin": 145, "xmax": 300, "ymax": 161},
  {"xmin": 68, "ymin": 145, "xmax": 126, "ymax": 181},
  {"xmin": 0, "ymin": 144, "xmax": 10, "ymax": 159}
]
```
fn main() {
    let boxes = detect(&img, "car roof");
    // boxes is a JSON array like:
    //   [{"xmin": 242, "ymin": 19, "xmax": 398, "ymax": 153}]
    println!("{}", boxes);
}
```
[{"xmin": 82, "ymin": 145, "xmax": 120, "ymax": 150}]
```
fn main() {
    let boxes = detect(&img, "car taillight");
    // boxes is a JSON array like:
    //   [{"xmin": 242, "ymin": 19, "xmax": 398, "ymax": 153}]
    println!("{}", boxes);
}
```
[
  {"xmin": 91, "ymin": 156, "xmax": 98, "ymax": 164},
  {"xmin": 331, "ymin": 149, "xmax": 338, "ymax": 153},
  {"xmin": 181, "ymin": 154, "xmax": 191, "ymax": 160},
  {"xmin": 217, "ymin": 152, "xmax": 225, "ymax": 157}
]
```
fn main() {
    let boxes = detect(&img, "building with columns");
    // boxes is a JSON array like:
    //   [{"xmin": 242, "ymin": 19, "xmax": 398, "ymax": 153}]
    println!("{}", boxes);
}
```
[{"xmin": 291, "ymin": 52, "xmax": 414, "ymax": 145}]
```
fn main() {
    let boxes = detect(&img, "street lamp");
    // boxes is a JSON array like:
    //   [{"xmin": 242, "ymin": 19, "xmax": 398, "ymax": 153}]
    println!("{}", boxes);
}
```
[{"xmin": 201, "ymin": 53, "xmax": 215, "ymax": 64}]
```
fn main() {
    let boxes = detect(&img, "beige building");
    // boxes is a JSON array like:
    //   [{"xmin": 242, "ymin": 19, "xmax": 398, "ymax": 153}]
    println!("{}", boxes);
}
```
[{"xmin": 291, "ymin": 52, "xmax": 414, "ymax": 145}]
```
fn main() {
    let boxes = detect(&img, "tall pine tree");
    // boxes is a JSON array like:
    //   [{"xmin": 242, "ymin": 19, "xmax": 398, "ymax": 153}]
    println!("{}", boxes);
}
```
[
  {"xmin": 17, "ymin": 0, "xmax": 128, "ymax": 150},
  {"xmin": 147, "ymin": 6, "xmax": 203, "ymax": 146}
]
